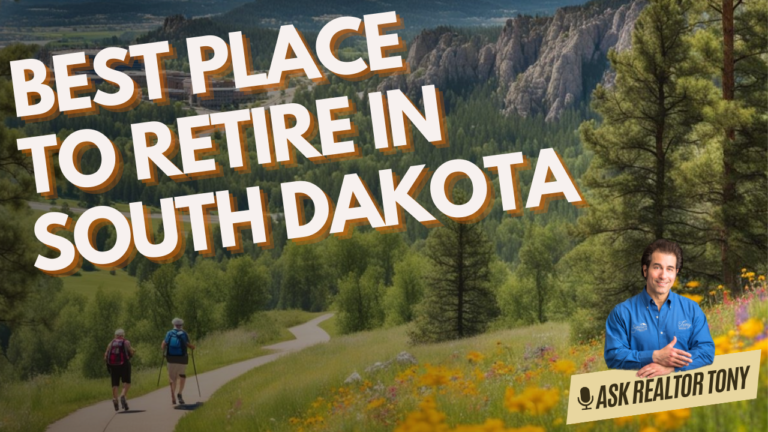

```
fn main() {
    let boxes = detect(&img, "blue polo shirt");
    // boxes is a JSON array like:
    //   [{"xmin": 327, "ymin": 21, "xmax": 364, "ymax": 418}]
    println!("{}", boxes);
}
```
[{"xmin": 604, "ymin": 288, "xmax": 714, "ymax": 372}]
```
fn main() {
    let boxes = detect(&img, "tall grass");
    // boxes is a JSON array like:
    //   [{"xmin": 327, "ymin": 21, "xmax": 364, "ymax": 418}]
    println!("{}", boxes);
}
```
[
  {"xmin": 176, "ymin": 322, "xmax": 573, "ymax": 432},
  {"xmin": 0, "ymin": 310, "xmax": 324, "ymax": 432},
  {"xmin": 177, "ymin": 296, "xmax": 767, "ymax": 432}
]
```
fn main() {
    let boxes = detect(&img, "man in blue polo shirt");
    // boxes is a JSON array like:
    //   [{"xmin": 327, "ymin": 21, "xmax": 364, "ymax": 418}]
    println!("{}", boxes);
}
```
[{"xmin": 605, "ymin": 239, "xmax": 715, "ymax": 378}]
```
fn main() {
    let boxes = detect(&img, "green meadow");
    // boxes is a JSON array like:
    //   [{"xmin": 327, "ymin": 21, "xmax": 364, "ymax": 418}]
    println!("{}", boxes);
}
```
[
  {"xmin": 62, "ymin": 268, "xmax": 138, "ymax": 299},
  {"xmin": 176, "ymin": 296, "xmax": 768, "ymax": 432}
]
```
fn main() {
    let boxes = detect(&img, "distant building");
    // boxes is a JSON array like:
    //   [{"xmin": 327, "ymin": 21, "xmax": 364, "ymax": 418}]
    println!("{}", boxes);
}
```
[
  {"xmin": 43, "ymin": 54, "xmax": 262, "ymax": 110},
  {"xmin": 189, "ymin": 87, "xmax": 256, "ymax": 109}
]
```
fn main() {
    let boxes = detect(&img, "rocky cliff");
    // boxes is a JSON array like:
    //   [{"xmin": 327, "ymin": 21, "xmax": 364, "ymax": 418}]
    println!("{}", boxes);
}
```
[{"xmin": 379, "ymin": 0, "xmax": 644, "ymax": 121}]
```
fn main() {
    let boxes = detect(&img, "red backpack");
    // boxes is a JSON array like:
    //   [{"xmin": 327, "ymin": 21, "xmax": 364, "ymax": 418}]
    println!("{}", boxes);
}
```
[{"xmin": 107, "ymin": 339, "xmax": 128, "ymax": 366}]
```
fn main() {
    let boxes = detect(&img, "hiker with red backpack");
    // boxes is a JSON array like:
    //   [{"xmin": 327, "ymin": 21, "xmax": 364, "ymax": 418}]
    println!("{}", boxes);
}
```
[
  {"xmin": 161, "ymin": 318, "xmax": 195, "ymax": 405},
  {"xmin": 104, "ymin": 329, "xmax": 135, "ymax": 411}
]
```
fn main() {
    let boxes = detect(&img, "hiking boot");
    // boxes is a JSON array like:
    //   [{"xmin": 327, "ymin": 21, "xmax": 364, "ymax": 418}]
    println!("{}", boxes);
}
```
[
  {"xmin": 112, "ymin": 399, "xmax": 119, "ymax": 411},
  {"xmin": 120, "ymin": 396, "xmax": 129, "ymax": 411},
  {"xmin": 177, "ymin": 394, "xmax": 185, "ymax": 405}
]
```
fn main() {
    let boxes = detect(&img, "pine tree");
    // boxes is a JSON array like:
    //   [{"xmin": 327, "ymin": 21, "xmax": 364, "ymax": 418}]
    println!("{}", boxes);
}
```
[
  {"xmin": 682, "ymin": 0, "xmax": 768, "ymax": 293},
  {"xmin": 409, "ymin": 192, "xmax": 498, "ymax": 343},
  {"xmin": 568, "ymin": 0, "xmax": 711, "ymax": 336},
  {"xmin": 0, "ymin": 44, "xmax": 41, "ymax": 326}
]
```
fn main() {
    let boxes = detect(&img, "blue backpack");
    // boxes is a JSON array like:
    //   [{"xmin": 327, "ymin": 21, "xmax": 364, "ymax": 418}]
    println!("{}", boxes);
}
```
[{"xmin": 167, "ymin": 330, "xmax": 186, "ymax": 356}]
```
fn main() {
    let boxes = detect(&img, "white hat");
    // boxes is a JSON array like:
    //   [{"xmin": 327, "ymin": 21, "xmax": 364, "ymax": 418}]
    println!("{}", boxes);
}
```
[
  {"xmin": 172, "ymin": 318, "xmax": 184, "ymax": 327},
  {"xmin": 115, "ymin": 329, "xmax": 125, "ymax": 337}
]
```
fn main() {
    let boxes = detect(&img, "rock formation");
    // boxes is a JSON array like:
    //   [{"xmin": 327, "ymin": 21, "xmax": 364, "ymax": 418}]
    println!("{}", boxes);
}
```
[{"xmin": 378, "ymin": 0, "xmax": 645, "ymax": 122}]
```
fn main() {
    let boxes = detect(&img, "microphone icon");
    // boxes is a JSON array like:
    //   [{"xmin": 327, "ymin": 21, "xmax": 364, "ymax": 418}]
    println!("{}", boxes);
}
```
[{"xmin": 577, "ymin": 387, "xmax": 594, "ymax": 410}]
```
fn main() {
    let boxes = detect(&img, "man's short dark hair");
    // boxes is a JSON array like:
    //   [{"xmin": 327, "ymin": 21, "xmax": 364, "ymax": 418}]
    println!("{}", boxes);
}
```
[{"xmin": 641, "ymin": 239, "xmax": 683, "ymax": 278}]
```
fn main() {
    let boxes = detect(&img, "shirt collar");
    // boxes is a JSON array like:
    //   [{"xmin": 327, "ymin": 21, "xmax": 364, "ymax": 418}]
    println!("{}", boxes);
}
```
[{"xmin": 642, "ymin": 286, "xmax": 674, "ymax": 307}]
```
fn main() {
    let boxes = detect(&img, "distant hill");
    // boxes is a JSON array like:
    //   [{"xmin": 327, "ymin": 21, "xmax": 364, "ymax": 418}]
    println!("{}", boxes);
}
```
[
  {"xmin": 221, "ymin": 0, "xmax": 588, "ymax": 33},
  {"xmin": 0, "ymin": 0, "xmax": 254, "ymax": 27},
  {"xmin": 0, "ymin": 0, "xmax": 587, "ymax": 29}
]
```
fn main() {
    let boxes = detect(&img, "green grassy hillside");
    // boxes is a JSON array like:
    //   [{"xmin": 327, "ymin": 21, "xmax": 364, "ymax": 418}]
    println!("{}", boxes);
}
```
[{"xmin": 62, "ymin": 268, "xmax": 138, "ymax": 299}]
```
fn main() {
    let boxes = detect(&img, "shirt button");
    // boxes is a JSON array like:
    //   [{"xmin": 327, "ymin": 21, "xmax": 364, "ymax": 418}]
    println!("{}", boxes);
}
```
[
  {"xmin": 656, "ymin": 316, "xmax": 659, "ymax": 318},
  {"xmin": 661, "ymin": 331, "xmax": 664, "ymax": 334}
]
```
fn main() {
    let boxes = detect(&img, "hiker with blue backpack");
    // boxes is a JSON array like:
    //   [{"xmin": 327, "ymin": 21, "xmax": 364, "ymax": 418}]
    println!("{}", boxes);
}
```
[
  {"xmin": 105, "ymin": 329, "xmax": 135, "ymax": 411},
  {"xmin": 161, "ymin": 318, "xmax": 196, "ymax": 405}
]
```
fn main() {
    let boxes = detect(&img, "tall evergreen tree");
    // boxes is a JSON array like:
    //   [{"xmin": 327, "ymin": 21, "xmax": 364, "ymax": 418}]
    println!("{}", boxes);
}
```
[
  {"xmin": 0, "ymin": 44, "xmax": 42, "ymax": 327},
  {"xmin": 409, "ymin": 192, "xmax": 498, "ymax": 343},
  {"xmin": 568, "ymin": 0, "xmax": 711, "ymax": 338},
  {"xmin": 682, "ymin": 0, "xmax": 768, "ymax": 293}
]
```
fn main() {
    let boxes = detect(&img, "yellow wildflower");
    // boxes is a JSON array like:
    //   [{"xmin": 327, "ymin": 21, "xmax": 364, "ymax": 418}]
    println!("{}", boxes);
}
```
[
  {"xmin": 738, "ymin": 318, "xmax": 765, "ymax": 339},
  {"xmin": 504, "ymin": 386, "xmax": 560, "ymax": 415},
  {"xmin": 759, "ymin": 275, "xmax": 765, "ymax": 281},
  {"xmin": 453, "ymin": 420, "xmax": 544, "ymax": 432},
  {"xmin": 467, "ymin": 351, "xmax": 485, "ymax": 363},
  {"xmin": 366, "ymin": 398, "xmax": 386, "ymax": 410},
  {"xmin": 680, "ymin": 294, "xmax": 703, "ymax": 304},
  {"xmin": 303, "ymin": 415, "xmax": 324, "ymax": 425},
  {"xmin": 460, "ymin": 380, "xmax": 479, "ymax": 396},
  {"xmin": 640, "ymin": 428, "xmax": 661, "ymax": 432},
  {"xmin": 393, "ymin": 396, "xmax": 449, "ymax": 432},
  {"xmin": 717, "ymin": 284, "xmax": 724, "ymax": 290},
  {"xmin": 551, "ymin": 359, "xmax": 576, "ymax": 375},
  {"xmin": 653, "ymin": 408, "xmax": 690, "ymax": 429},
  {"xmin": 396, "ymin": 366, "xmax": 418, "ymax": 382},
  {"xmin": 419, "ymin": 365, "xmax": 452, "ymax": 387},
  {"xmin": 553, "ymin": 417, "xmax": 564, "ymax": 426},
  {"xmin": 709, "ymin": 290, "xmax": 716, "ymax": 296},
  {"xmin": 684, "ymin": 281, "xmax": 700, "ymax": 289},
  {"xmin": 473, "ymin": 367, "xmax": 486, "ymax": 382},
  {"xmin": 509, "ymin": 427, "xmax": 546, "ymax": 432},
  {"xmin": 360, "ymin": 380, "xmax": 372, "ymax": 391},
  {"xmin": 490, "ymin": 361, "xmax": 514, "ymax": 375},
  {"xmin": 714, "ymin": 335, "xmax": 732, "ymax": 355},
  {"xmin": 745, "ymin": 339, "xmax": 768, "ymax": 364},
  {"xmin": 614, "ymin": 416, "xmax": 636, "ymax": 426}
]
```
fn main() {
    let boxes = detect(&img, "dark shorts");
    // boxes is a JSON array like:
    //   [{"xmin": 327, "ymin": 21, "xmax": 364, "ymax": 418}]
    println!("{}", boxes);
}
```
[
  {"xmin": 109, "ymin": 362, "xmax": 131, "ymax": 387},
  {"xmin": 166, "ymin": 354, "xmax": 189, "ymax": 365}
]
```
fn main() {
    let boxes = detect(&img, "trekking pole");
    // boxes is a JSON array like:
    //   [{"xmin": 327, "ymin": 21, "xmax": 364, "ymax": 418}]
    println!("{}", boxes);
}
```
[
  {"xmin": 191, "ymin": 349, "xmax": 201, "ymax": 397},
  {"xmin": 156, "ymin": 349, "xmax": 165, "ymax": 387}
]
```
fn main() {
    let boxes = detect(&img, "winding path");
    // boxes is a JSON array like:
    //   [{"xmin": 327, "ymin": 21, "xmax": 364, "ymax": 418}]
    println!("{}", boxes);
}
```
[{"xmin": 46, "ymin": 314, "xmax": 333, "ymax": 432}]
